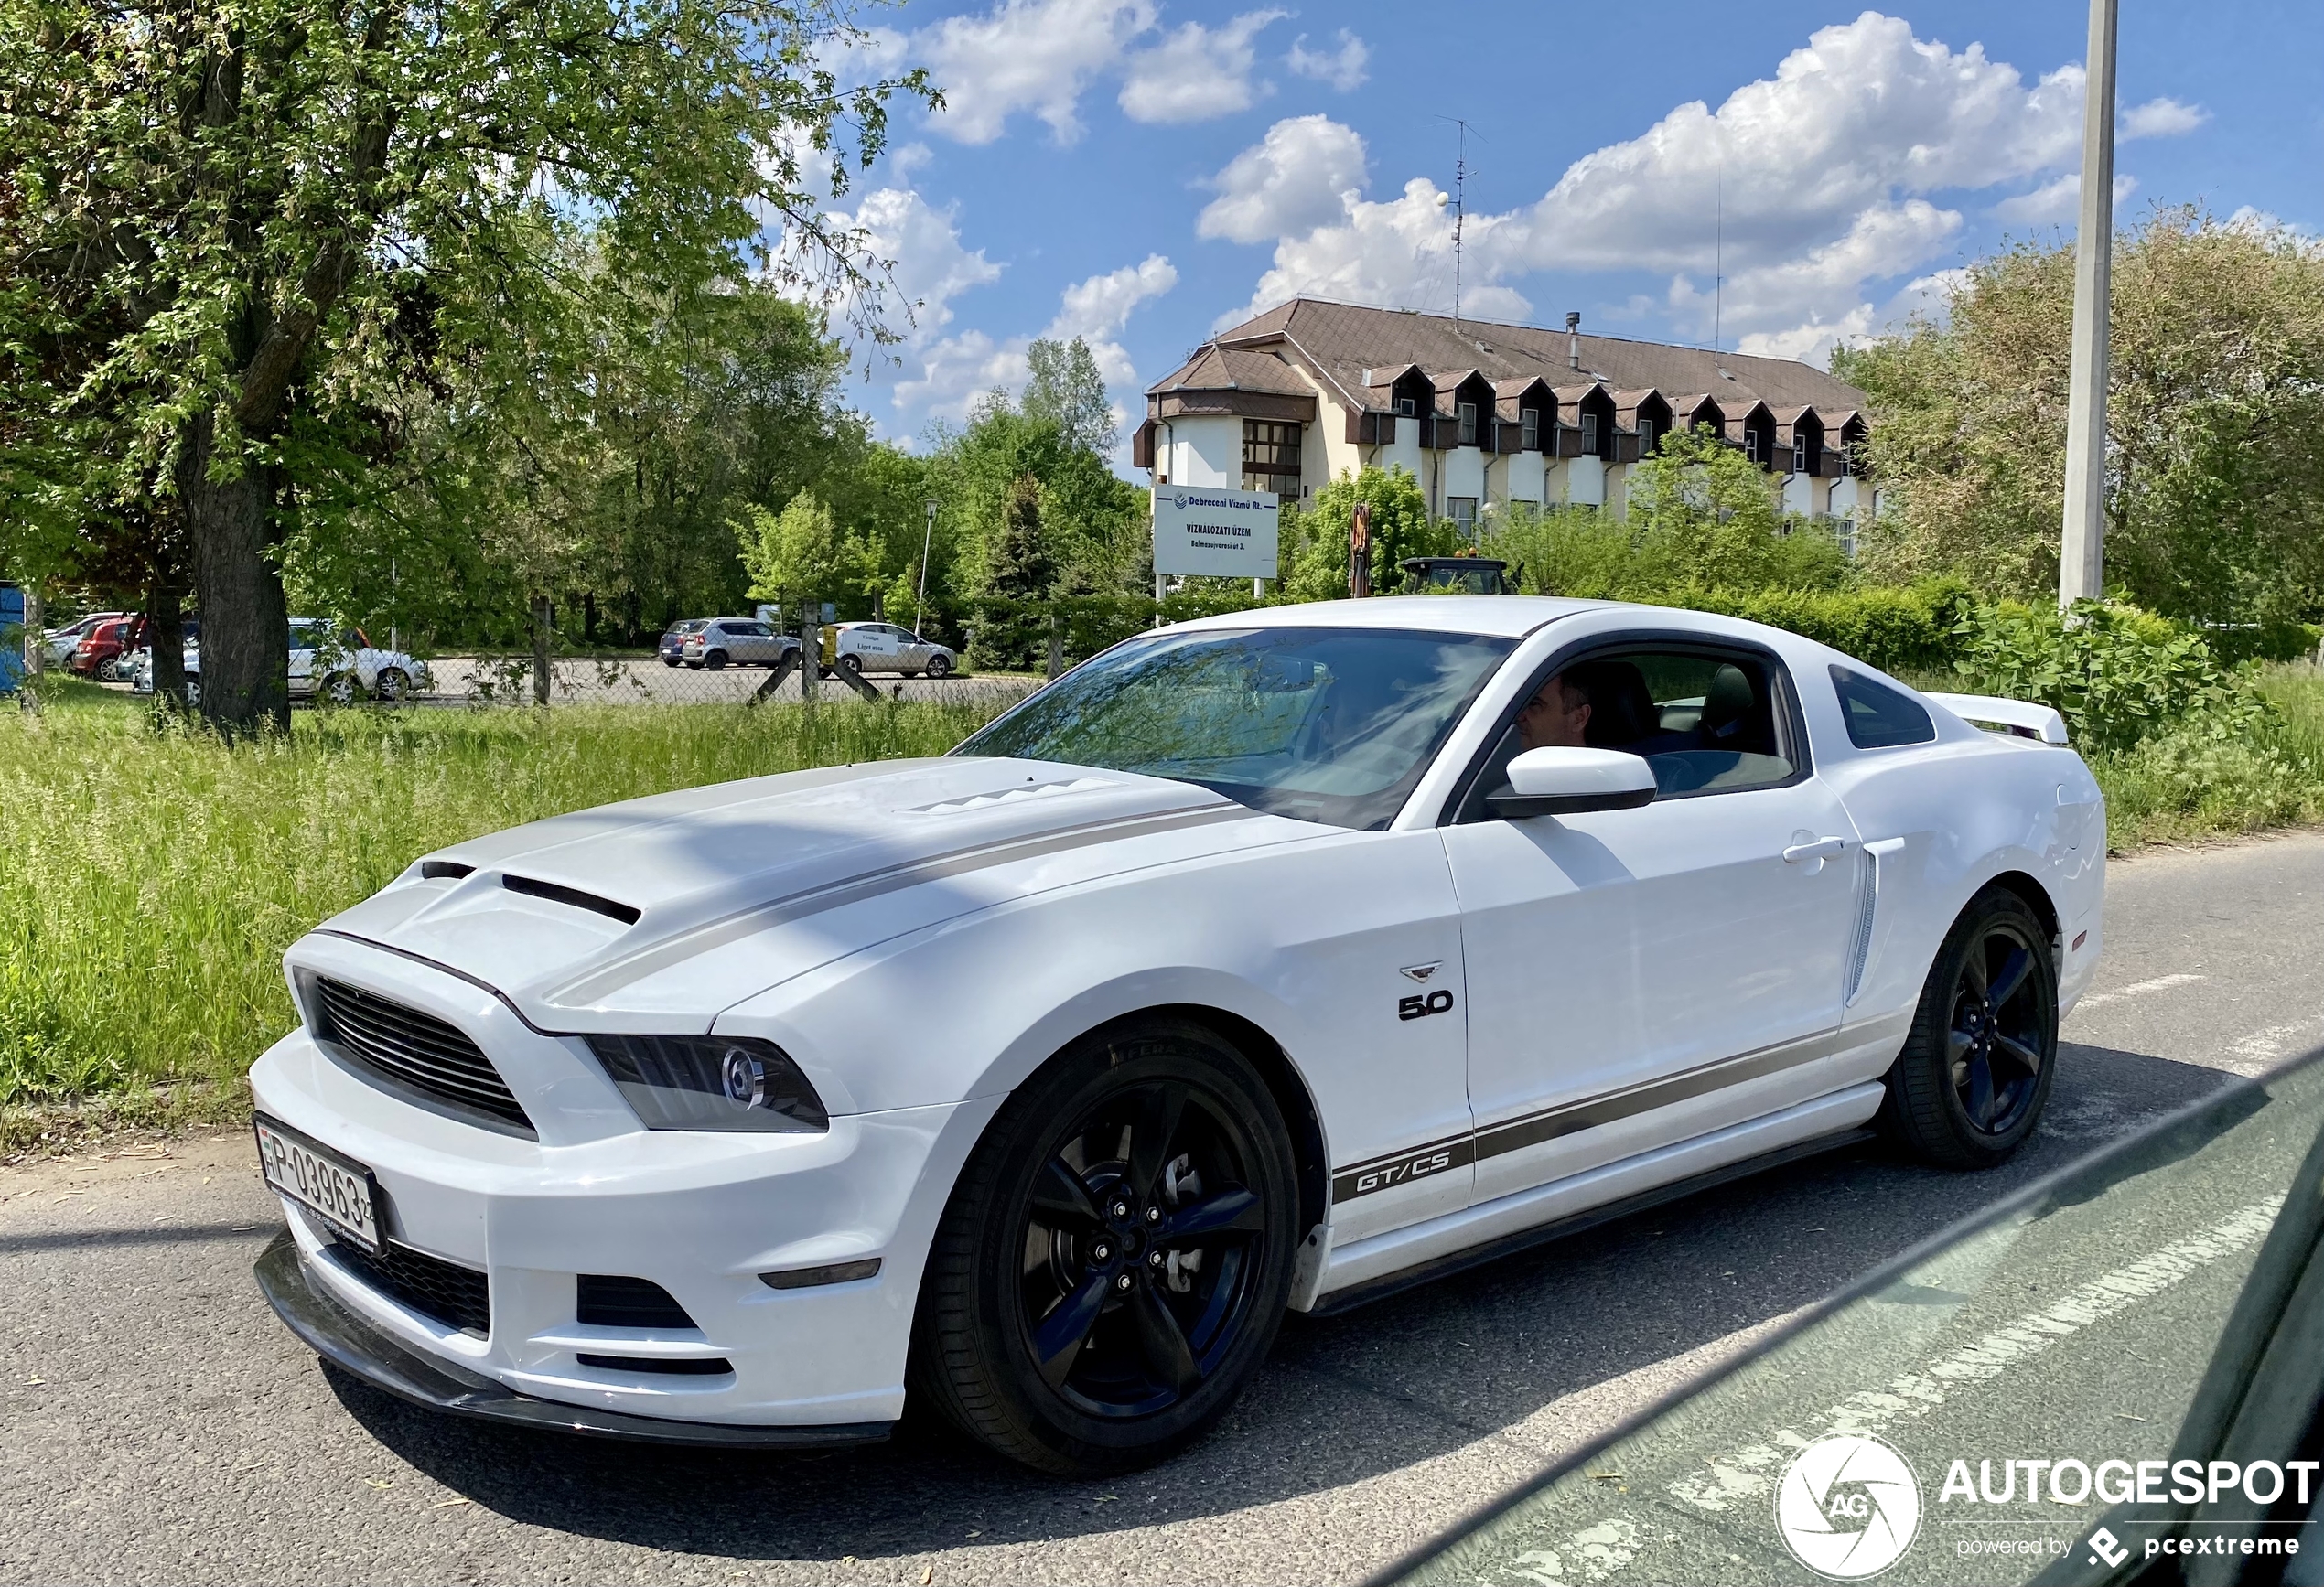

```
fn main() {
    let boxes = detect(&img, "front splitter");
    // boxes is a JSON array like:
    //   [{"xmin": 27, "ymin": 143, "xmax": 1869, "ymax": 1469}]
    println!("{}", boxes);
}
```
[{"xmin": 253, "ymin": 1229, "xmax": 893, "ymax": 1450}]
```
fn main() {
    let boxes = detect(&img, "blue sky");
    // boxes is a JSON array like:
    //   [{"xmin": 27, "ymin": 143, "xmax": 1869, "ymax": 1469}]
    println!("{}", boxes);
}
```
[{"xmin": 807, "ymin": 2, "xmax": 2322, "ymax": 466}]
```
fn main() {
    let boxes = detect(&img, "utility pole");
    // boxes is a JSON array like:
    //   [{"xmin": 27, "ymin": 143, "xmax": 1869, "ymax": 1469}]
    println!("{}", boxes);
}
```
[{"xmin": 2059, "ymin": 0, "xmax": 2118, "ymax": 609}]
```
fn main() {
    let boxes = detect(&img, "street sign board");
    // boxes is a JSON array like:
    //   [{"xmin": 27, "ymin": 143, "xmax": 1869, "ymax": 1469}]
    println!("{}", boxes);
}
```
[{"xmin": 1151, "ymin": 484, "xmax": 1279, "ymax": 579}]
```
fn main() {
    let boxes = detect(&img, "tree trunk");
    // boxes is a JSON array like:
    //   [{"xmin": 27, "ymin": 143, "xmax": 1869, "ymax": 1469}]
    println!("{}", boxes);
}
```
[
  {"xmin": 146, "ymin": 573, "xmax": 187, "ymax": 710},
  {"xmin": 583, "ymin": 591, "xmax": 597, "ymax": 645},
  {"xmin": 180, "ymin": 411, "xmax": 288, "ymax": 737},
  {"xmin": 532, "ymin": 594, "xmax": 553, "ymax": 705}
]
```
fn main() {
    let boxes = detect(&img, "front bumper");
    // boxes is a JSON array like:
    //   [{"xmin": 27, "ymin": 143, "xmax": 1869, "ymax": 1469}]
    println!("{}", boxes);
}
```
[
  {"xmin": 251, "ymin": 1011, "xmax": 999, "ymax": 1433},
  {"xmin": 255, "ymin": 1230, "xmax": 891, "ymax": 1448}
]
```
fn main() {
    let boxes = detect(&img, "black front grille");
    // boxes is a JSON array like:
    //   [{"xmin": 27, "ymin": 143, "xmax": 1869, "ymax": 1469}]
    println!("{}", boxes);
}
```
[
  {"xmin": 332, "ymin": 1239, "xmax": 491, "ymax": 1335},
  {"xmin": 311, "ymin": 977, "xmax": 533, "ymax": 1134},
  {"xmin": 577, "ymin": 1274, "xmax": 697, "ymax": 1330}
]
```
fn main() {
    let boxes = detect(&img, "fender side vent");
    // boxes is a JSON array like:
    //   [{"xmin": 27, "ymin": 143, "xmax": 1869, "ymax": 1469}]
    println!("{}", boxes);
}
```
[
  {"xmin": 576, "ymin": 1354, "xmax": 732, "ymax": 1376},
  {"xmin": 501, "ymin": 874, "xmax": 641, "ymax": 925},
  {"xmin": 420, "ymin": 860, "xmax": 473, "ymax": 881}
]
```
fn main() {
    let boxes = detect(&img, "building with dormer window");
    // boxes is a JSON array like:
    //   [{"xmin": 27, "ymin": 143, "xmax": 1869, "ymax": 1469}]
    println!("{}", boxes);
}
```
[{"xmin": 1135, "ymin": 298, "xmax": 1877, "ymax": 539}]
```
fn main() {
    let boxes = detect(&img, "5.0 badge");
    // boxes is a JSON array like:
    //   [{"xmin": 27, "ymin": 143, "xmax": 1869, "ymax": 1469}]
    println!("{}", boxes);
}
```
[{"xmin": 1398, "ymin": 989, "xmax": 1455, "ymax": 1021}]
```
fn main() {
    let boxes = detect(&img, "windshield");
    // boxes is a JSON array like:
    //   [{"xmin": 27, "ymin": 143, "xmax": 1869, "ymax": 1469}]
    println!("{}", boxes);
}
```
[
  {"xmin": 1383, "ymin": 1048, "xmax": 2324, "ymax": 1587},
  {"xmin": 954, "ymin": 626, "xmax": 1514, "ymax": 830}
]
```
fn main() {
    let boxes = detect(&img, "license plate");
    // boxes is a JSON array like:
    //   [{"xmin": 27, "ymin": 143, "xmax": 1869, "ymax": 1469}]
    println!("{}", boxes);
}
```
[{"xmin": 254, "ymin": 1114, "xmax": 384, "ymax": 1254}]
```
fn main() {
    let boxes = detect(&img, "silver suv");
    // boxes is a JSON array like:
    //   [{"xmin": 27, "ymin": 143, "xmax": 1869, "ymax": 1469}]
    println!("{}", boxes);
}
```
[{"xmin": 681, "ymin": 618, "xmax": 799, "ymax": 670}]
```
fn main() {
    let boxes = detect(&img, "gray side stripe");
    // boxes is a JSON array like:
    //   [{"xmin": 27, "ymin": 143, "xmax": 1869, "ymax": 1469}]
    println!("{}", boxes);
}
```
[
  {"xmin": 546, "ymin": 802, "xmax": 1261, "ymax": 1006},
  {"xmin": 1331, "ymin": 1024, "xmax": 1856, "ymax": 1205}
]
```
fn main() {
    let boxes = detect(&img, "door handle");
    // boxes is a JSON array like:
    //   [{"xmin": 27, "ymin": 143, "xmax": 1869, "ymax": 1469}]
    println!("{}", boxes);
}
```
[{"xmin": 1783, "ymin": 836, "xmax": 1848, "ymax": 864}]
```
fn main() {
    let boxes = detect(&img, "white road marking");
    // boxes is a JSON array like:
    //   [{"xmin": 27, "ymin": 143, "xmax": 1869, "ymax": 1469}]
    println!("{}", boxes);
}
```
[
  {"xmin": 2071, "ymin": 973, "xmax": 2205, "ymax": 1013},
  {"xmin": 1492, "ymin": 1198, "xmax": 2286, "ymax": 1583},
  {"xmin": 2223, "ymin": 1016, "xmax": 2324, "ymax": 1076}
]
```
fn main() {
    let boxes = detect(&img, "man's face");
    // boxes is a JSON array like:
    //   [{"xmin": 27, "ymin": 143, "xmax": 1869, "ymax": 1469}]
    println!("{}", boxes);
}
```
[{"xmin": 1518, "ymin": 675, "xmax": 1591, "ymax": 750}]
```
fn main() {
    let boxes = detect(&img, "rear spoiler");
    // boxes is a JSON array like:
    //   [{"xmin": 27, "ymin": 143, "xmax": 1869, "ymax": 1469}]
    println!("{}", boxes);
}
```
[{"xmin": 1926, "ymin": 692, "xmax": 2070, "ymax": 745}]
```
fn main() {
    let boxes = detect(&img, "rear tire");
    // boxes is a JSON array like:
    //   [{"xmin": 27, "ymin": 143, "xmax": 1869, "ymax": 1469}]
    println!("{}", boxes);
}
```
[
  {"xmin": 839, "ymin": 653, "xmax": 864, "ymax": 675},
  {"xmin": 909, "ymin": 1019, "xmax": 1298, "ymax": 1476},
  {"xmin": 703, "ymin": 649, "xmax": 728, "ymax": 670},
  {"xmin": 371, "ymin": 667, "xmax": 410, "ymax": 704},
  {"xmin": 1879, "ymin": 886, "xmax": 2058, "ymax": 1170}
]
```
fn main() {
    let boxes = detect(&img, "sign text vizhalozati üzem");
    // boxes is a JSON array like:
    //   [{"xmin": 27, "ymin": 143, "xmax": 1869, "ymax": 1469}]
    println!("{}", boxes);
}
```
[{"xmin": 1152, "ymin": 485, "xmax": 1279, "ymax": 580}]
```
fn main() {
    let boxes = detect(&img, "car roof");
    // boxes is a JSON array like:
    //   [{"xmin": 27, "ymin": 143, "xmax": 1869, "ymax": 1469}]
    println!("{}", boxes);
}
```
[{"xmin": 1167, "ymin": 595, "xmax": 1619, "ymax": 639}]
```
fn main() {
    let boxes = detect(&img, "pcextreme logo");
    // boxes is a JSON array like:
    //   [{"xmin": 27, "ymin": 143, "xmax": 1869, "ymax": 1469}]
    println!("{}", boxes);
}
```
[{"xmin": 1775, "ymin": 1434, "xmax": 1924, "ymax": 1579}]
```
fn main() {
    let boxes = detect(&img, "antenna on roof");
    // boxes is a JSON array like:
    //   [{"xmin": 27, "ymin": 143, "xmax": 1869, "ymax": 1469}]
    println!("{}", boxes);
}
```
[{"xmin": 1435, "ymin": 117, "xmax": 1484, "ymax": 327}]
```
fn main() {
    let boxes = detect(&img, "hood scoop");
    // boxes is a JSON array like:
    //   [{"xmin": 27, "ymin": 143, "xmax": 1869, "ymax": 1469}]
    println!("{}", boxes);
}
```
[
  {"xmin": 904, "ymin": 776, "xmax": 1122, "ymax": 817},
  {"xmin": 500, "ymin": 874, "xmax": 641, "ymax": 926}
]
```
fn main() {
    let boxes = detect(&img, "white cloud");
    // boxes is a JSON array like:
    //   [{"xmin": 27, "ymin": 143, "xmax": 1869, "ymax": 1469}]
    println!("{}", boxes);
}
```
[
  {"xmin": 825, "ymin": 186, "xmax": 1002, "ymax": 335},
  {"xmin": 1992, "ymin": 171, "xmax": 2138, "ymax": 226},
  {"xmin": 896, "ymin": 256, "xmax": 1178, "ymax": 424},
  {"xmin": 1198, "ymin": 114, "xmax": 1368, "ymax": 244},
  {"xmin": 2123, "ymin": 97, "xmax": 2207, "ymax": 139},
  {"xmin": 1286, "ymin": 28, "xmax": 1368, "ymax": 91},
  {"xmin": 919, "ymin": 0, "xmax": 1156, "ymax": 145},
  {"xmin": 1119, "ymin": 10, "xmax": 1284, "ymax": 124},
  {"xmin": 1213, "ymin": 13, "xmax": 2211, "ymax": 358}
]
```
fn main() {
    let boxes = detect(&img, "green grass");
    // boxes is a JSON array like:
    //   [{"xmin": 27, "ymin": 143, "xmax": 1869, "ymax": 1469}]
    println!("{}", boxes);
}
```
[
  {"xmin": 2090, "ymin": 663, "xmax": 2324, "ymax": 850},
  {"xmin": 0, "ymin": 688, "xmax": 1000, "ymax": 1106},
  {"xmin": 7, "ymin": 666, "xmax": 2324, "ymax": 1113}
]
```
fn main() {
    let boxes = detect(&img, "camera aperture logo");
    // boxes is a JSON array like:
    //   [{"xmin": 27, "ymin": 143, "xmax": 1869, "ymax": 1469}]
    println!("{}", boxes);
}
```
[{"xmin": 1776, "ymin": 1434, "xmax": 1923, "ymax": 1579}]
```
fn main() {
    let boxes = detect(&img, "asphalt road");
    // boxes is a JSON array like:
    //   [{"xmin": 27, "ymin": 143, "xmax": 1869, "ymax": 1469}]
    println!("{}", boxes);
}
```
[{"xmin": 5, "ymin": 832, "xmax": 2322, "ymax": 1586}]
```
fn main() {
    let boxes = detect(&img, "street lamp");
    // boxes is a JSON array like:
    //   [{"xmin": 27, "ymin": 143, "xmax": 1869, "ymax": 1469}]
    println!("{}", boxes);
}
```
[{"xmin": 919, "ymin": 498, "xmax": 937, "ymax": 635}]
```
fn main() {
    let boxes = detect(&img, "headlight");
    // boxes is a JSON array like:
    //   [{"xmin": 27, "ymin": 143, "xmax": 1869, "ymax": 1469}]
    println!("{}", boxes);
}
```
[{"xmin": 584, "ymin": 1035, "xmax": 829, "ymax": 1132}]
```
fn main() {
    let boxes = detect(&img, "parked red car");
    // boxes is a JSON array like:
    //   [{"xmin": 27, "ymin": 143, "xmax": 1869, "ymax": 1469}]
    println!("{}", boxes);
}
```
[{"xmin": 70, "ymin": 616, "xmax": 137, "ymax": 680}]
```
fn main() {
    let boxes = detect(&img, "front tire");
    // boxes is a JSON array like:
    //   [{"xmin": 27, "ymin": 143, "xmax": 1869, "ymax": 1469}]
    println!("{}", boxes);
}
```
[
  {"xmin": 926, "ymin": 653, "xmax": 952, "ymax": 680},
  {"xmin": 909, "ymin": 1020, "xmax": 1299, "ymax": 1476},
  {"xmin": 1879, "ymin": 886, "xmax": 2058, "ymax": 1169}
]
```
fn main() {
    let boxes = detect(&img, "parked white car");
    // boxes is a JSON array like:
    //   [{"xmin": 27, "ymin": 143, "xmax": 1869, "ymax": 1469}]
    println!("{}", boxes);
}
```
[
  {"xmin": 827, "ymin": 620, "xmax": 957, "ymax": 678},
  {"xmin": 184, "ymin": 619, "xmax": 427, "ymax": 703},
  {"xmin": 249, "ymin": 597, "xmax": 2103, "ymax": 1474}
]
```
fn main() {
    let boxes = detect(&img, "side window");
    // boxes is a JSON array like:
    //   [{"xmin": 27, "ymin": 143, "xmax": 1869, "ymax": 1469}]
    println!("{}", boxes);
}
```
[
  {"xmin": 1830, "ymin": 664, "xmax": 1935, "ymax": 749},
  {"xmin": 1456, "ymin": 645, "xmax": 1801, "ymax": 821}
]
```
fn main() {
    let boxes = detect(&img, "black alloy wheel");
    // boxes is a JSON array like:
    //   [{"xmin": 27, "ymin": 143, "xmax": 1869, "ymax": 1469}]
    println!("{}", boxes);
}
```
[
  {"xmin": 1881, "ymin": 885, "xmax": 2059, "ymax": 1169},
  {"xmin": 910, "ymin": 1021, "xmax": 1299, "ymax": 1475},
  {"xmin": 703, "ymin": 648, "xmax": 728, "ymax": 670}
]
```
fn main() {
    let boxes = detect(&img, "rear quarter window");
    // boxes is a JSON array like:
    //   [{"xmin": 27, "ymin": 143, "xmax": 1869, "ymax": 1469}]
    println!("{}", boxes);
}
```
[{"xmin": 1830, "ymin": 664, "xmax": 1936, "ymax": 749}]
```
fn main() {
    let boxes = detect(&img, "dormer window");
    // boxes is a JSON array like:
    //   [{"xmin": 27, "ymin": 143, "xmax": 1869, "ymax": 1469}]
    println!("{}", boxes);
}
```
[
  {"xmin": 1521, "ymin": 409, "xmax": 1540, "ymax": 450},
  {"xmin": 1457, "ymin": 402, "xmax": 1478, "ymax": 446},
  {"xmin": 1792, "ymin": 435, "xmax": 1808, "ymax": 472},
  {"xmin": 1638, "ymin": 418, "xmax": 1656, "ymax": 455},
  {"xmin": 1744, "ymin": 430, "xmax": 1759, "ymax": 465},
  {"xmin": 1581, "ymin": 413, "xmax": 1599, "ymax": 456},
  {"xmin": 1396, "ymin": 397, "xmax": 1416, "ymax": 418}
]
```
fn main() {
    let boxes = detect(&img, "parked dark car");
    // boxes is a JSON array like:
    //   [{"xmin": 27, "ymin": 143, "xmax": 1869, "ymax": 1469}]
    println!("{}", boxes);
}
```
[{"xmin": 658, "ymin": 618, "xmax": 712, "ymax": 667}]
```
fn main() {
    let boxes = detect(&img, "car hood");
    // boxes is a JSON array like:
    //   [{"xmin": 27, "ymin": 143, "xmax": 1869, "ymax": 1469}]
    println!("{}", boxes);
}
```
[{"xmin": 312, "ymin": 757, "xmax": 1291, "ymax": 1028}]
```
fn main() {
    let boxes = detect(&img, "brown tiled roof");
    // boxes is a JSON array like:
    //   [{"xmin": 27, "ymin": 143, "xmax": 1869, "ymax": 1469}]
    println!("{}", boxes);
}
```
[
  {"xmin": 1162, "ymin": 297, "xmax": 1867, "ymax": 416},
  {"xmin": 1147, "ymin": 344, "xmax": 1316, "ymax": 398}
]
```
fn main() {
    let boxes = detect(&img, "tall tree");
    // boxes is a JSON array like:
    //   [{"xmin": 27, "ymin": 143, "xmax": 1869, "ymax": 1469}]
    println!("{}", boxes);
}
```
[
  {"xmin": 1022, "ymin": 337, "xmax": 1115, "ymax": 458},
  {"xmin": 1835, "ymin": 208, "xmax": 2324, "ymax": 626},
  {"xmin": 0, "ymin": 0, "xmax": 929, "ymax": 732}
]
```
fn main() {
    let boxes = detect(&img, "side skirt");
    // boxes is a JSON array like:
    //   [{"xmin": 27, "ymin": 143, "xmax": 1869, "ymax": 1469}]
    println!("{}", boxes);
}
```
[{"xmin": 1304, "ymin": 1087, "xmax": 1884, "ymax": 1317}]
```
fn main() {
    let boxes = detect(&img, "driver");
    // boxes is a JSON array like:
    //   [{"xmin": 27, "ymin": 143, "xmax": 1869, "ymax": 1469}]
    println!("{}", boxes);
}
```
[{"xmin": 1515, "ymin": 670, "xmax": 1593, "ymax": 750}]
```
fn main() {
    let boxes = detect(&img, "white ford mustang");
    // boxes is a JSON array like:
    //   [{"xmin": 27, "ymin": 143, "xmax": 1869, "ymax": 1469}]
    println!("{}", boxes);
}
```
[{"xmin": 249, "ymin": 596, "xmax": 2104, "ymax": 1474}]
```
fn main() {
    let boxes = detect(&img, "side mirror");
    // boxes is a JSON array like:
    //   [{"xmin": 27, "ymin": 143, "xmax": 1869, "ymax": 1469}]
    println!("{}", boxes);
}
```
[{"xmin": 1489, "ymin": 746, "xmax": 1657, "ymax": 819}]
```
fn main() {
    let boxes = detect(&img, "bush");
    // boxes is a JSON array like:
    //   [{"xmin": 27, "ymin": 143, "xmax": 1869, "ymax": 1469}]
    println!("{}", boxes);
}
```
[
  {"xmin": 1656, "ymin": 580, "xmax": 1974, "ymax": 676},
  {"xmin": 1950, "ymin": 600, "xmax": 2271, "ymax": 756}
]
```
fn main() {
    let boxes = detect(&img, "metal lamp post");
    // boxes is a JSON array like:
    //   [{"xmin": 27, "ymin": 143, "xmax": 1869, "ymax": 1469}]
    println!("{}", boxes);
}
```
[
  {"xmin": 2059, "ymin": 0, "xmax": 2118, "ymax": 610},
  {"xmin": 918, "ymin": 499, "xmax": 936, "ymax": 634}
]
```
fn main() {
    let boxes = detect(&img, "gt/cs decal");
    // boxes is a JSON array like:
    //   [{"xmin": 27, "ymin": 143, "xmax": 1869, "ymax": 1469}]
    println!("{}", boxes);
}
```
[
  {"xmin": 1354, "ymin": 1151, "xmax": 1453, "ymax": 1196},
  {"xmin": 1398, "ymin": 988, "xmax": 1455, "ymax": 1022}
]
